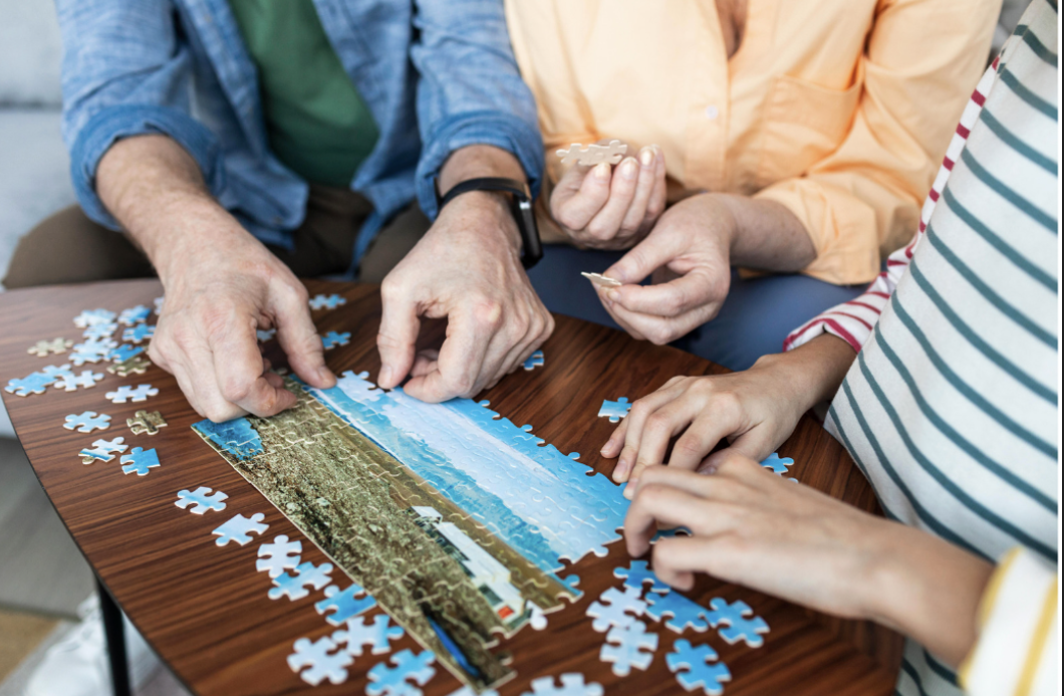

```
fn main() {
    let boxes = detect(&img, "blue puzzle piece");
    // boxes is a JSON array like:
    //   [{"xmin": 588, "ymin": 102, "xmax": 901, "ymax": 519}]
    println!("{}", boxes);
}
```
[
  {"xmin": 122, "ymin": 324, "xmax": 155, "ymax": 344},
  {"xmin": 269, "ymin": 561, "xmax": 333, "ymax": 601},
  {"xmin": 522, "ymin": 349, "xmax": 544, "ymax": 371},
  {"xmin": 315, "ymin": 583, "xmax": 377, "ymax": 625},
  {"xmin": 5, "ymin": 371, "xmax": 57, "ymax": 396},
  {"xmin": 666, "ymin": 639, "xmax": 731, "ymax": 696},
  {"xmin": 706, "ymin": 598, "xmax": 770, "ymax": 648},
  {"xmin": 614, "ymin": 561, "xmax": 671, "ymax": 594},
  {"xmin": 309, "ymin": 293, "xmax": 347, "ymax": 310},
  {"xmin": 118, "ymin": 305, "xmax": 152, "ymax": 326},
  {"xmin": 598, "ymin": 397, "xmax": 631, "ymax": 423},
  {"xmin": 601, "ymin": 620, "xmax": 658, "ymax": 676},
  {"xmin": 192, "ymin": 418, "xmax": 264, "ymax": 460},
  {"xmin": 332, "ymin": 615, "xmax": 404, "ymax": 656},
  {"xmin": 760, "ymin": 453, "xmax": 795, "ymax": 475},
  {"xmin": 287, "ymin": 636, "xmax": 352, "ymax": 686},
  {"xmin": 110, "ymin": 344, "xmax": 145, "ymax": 363},
  {"xmin": 119, "ymin": 447, "xmax": 160, "ymax": 476},
  {"xmin": 645, "ymin": 591, "xmax": 709, "ymax": 633},
  {"xmin": 366, "ymin": 649, "xmax": 435, "ymax": 696},
  {"xmin": 321, "ymin": 331, "xmax": 351, "ymax": 350},
  {"xmin": 83, "ymin": 323, "xmax": 117, "ymax": 341},
  {"xmin": 175, "ymin": 486, "xmax": 228, "ymax": 514},
  {"xmin": 73, "ymin": 309, "xmax": 116, "ymax": 328},
  {"xmin": 64, "ymin": 411, "xmax": 111, "ymax": 433}
]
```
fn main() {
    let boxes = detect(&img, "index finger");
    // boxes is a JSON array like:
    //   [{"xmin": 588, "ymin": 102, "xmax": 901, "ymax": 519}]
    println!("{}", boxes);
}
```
[
  {"xmin": 208, "ymin": 312, "xmax": 296, "ymax": 418},
  {"xmin": 402, "ymin": 305, "xmax": 494, "ymax": 403},
  {"xmin": 608, "ymin": 270, "xmax": 722, "ymax": 318}
]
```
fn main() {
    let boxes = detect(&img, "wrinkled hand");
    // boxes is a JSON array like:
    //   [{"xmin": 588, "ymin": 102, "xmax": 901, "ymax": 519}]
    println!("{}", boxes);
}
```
[
  {"xmin": 602, "ymin": 354, "xmax": 812, "ymax": 493},
  {"xmin": 593, "ymin": 193, "xmax": 736, "ymax": 345},
  {"xmin": 150, "ymin": 214, "xmax": 335, "ymax": 422},
  {"xmin": 376, "ymin": 192, "xmax": 554, "ymax": 402},
  {"xmin": 550, "ymin": 143, "xmax": 666, "ymax": 250}
]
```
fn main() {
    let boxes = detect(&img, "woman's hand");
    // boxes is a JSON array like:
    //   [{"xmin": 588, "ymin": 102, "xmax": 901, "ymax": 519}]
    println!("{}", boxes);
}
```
[
  {"xmin": 550, "ymin": 143, "xmax": 666, "ymax": 250},
  {"xmin": 603, "ymin": 334, "xmax": 858, "ymax": 493},
  {"xmin": 625, "ymin": 456, "xmax": 994, "ymax": 666}
]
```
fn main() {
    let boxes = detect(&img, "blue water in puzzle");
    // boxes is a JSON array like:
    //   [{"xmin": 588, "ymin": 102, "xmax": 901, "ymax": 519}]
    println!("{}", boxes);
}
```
[
  {"xmin": 305, "ymin": 371, "xmax": 631, "ymax": 576},
  {"xmin": 193, "ymin": 418, "xmax": 263, "ymax": 460}
]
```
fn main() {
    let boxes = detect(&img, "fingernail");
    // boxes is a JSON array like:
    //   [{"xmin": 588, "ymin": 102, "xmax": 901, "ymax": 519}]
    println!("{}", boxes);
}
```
[
  {"xmin": 379, "ymin": 366, "xmax": 393, "ymax": 385},
  {"xmin": 318, "ymin": 367, "xmax": 334, "ymax": 384},
  {"xmin": 623, "ymin": 481, "xmax": 637, "ymax": 499},
  {"xmin": 640, "ymin": 148, "xmax": 654, "ymax": 167},
  {"xmin": 595, "ymin": 163, "xmax": 611, "ymax": 180},
  {"xmin": 621, "ymin": 159, "xmax": 637, "ymax": 180}
]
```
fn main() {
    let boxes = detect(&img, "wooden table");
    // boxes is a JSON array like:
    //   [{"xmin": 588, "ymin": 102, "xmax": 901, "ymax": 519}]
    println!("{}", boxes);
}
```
[{"xmin": 0, "ymin": 280, "xmax": 902, "ymax": 696}]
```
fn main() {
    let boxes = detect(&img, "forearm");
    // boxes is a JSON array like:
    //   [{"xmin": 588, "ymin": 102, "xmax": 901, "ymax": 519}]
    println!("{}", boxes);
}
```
[
  {"xmin": 714, "ymin": 193, "xmax": 817, "ymax": 272},
  {"xmin": 754, "ymin": 333, "xmax": 857, "ymax": 411}
]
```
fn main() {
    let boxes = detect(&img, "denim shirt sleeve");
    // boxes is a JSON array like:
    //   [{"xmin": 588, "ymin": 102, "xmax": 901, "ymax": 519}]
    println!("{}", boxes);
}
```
[
  {"xmin": 410, "ymin": 0, "xmax": 544, "ymax": 220},
  {"xmin": 56, "ymin": 0, "xmax": 226, "ymax": 230}
]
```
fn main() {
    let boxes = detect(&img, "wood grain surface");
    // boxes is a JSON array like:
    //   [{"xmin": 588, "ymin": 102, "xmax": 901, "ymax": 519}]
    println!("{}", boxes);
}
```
[{"xmin": 0, "ymin": 279, "xmax": 902, "ymax": 696}]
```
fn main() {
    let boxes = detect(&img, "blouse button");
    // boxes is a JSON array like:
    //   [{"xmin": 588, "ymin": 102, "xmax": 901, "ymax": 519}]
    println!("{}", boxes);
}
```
[{"xmin": 704, "ymin": 105, "xmax": 719, "ymax": 120}]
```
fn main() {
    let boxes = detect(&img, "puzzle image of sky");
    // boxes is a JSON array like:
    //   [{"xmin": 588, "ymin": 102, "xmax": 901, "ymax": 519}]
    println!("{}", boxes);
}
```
[{"xmin": 192, "ymin": 372, "xmax": 627, "ymax": 692}]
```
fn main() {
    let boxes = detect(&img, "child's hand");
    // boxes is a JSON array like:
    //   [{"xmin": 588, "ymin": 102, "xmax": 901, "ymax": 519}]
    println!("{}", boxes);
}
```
[{"xmin": 550, "ymin": 143, "xmax": 666, "ymax": 250}]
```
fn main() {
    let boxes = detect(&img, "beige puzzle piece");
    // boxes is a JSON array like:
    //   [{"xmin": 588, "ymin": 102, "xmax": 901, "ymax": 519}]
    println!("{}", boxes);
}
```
[
  {"xmin": 28, "ymin": 338, "xmax": 73, "ymax": 357},
  {"xmin": 127, "ymin": 410, "xmax": 168, "ymax": 436},
  {"xmin": 556, "ymin": 139, "xmax": 628, "ymax": 166}
]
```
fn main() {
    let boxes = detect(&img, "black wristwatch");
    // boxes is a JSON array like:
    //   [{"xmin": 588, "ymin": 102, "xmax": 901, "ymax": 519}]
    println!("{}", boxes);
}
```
[{"xmin": 435, "ymin": 177, "xmax": 543, "ymax": 269}]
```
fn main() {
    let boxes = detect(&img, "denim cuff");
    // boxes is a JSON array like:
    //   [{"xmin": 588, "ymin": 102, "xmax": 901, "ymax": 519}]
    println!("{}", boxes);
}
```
[
  {"xmin": 415, "ymin": 110, "xmax": 544, "ymax": 220},
  {"xmin": 70, "ymin": 105, "xmax": 225, "ymax": 229}
]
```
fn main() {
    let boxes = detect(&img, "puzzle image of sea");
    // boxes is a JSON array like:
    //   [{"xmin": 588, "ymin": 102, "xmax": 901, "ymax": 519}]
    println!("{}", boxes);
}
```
[{"xmin": 193, "ymin": 371, "xmax": 630, "ymax": 691}]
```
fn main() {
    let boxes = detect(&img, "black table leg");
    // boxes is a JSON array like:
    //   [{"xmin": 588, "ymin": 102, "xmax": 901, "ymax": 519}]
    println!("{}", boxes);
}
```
[{"xmin": 96, "ymin": 578, "xmax": 131, "ymax": 696}]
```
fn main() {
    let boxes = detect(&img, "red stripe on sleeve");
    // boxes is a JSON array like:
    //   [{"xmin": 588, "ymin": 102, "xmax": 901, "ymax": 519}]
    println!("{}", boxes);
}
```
[{"xmin": 821, "ymin": 318, "xmax": 862, "ymax": 353}]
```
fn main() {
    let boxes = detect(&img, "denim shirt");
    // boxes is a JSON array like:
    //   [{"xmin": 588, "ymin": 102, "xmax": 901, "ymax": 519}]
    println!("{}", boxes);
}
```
[{"xmin": 55, "ymin": 0, "xmax": 544, "ymax": 267}]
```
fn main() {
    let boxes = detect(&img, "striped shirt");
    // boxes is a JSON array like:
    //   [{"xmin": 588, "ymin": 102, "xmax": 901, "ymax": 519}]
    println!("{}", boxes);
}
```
[{"xmin": 785, "ymin": 2, "xmax": 1059, "ymax": 695}]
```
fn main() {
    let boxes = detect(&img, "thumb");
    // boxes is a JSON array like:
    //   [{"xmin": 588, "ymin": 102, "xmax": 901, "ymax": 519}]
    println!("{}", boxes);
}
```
[
  {"xmin": 552, "ymin": 162, "xmax": 612, "ymax": 232},
  {"xmin": 377, "ymin": 291, "xmax": 420, "ymax": 389},
  {"xmin": 699, "ymin": 426, "xmax": 779, "ymax": 474},
  {"xmin": 274, "ymin": 287, "xmax": 334, "ymax": 389},
  {"xmin": 604, "ymin": 226, "xmax": 680, "ymax": 285}
]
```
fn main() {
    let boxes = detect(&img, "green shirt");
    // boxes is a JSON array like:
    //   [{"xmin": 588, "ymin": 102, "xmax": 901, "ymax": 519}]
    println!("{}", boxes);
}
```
[{"xmin": 229, "ymin": 0, "xmax": 379, "ymax": 188}]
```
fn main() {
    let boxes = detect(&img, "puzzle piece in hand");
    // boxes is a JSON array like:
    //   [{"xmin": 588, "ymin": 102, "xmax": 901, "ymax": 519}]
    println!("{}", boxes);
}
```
[
  {"xmin": 64, "ymin": 411, "xmax": 111, "ymax": 433},
  {"xmin": 119, "ymin": 446, "xmax": 160, "ymax": 476},
  {"xmin": 309, "ymin": 293, "xmax": 347, "ymax": 310},
  {"xmin": 70, "ymin": 340, "xmax": 116, "ymax": 366},
  {"xmin": 523, "ymin": 673, "xmax": 604, "ymax": 696},
  {"xmin": 109, "ymin": 344, "xmax": 145, "ymax": 363},
  {"xmin": 122, "ymin": 324, "xmax": 155, "ymax": 344},
  {"xmin": 256, "ymin": 534, "xmax": 302, "ymax": 578},
  {"xmin": 556, "ymin": 139, "xmax": 628, "ymax": 166},
  {"xmin": 127, "ymin": 410, "xmax": 167, "ymax": 435},
  {"xmin": 321, "ymin": 331, "xmax": 351, "ymax": 350},
  {"xmin": 586, "ymin": 586, "xmax": 646, "ymax": 633},
  {"xmin": 83, "ymin": 323, "xmax": 118, "ymax": 341},
  {"xmin": 269, "ymin": 561, "xmax": 334, "ymax": 601},
  {"xmin": 761, "ymin": 452, "xmax": 795, "ymax": 475},
  {"xmin": 256, "ymin": 328, "xmax": 276, "ymax": 342},
  {"xmin": 601, "ymin": 620, "xmax": 658, "ymax": 676},
  {"xmin": 212, "ymin": 512, "xmax": 269, "ymax": 546},
  {"xmin": 366, "ymin": 649, "xmax": 436, "ymax": 696},
  {"xmin": 706, "ymin": 598, "xmax": 769, "ymax": 647},
  {"xmin": 106, "ymin": 384, "xmax": 158, "ymax": 404},
  {"xmin": 79, "ymin": 437, "xmax": 127, "ymax": 465},
  {"xmin": 645, "ymin": 591, "xmax": 710, "ymax": 633},
  {"xmin": 580, "ymin": 272, "xmax": 622, "ymax": 289},
  {"xmin": 614, "ymin": 560, "xmax": 671, "ymax": 594},
  {"xmin": 28, "ymin": 338, "xmax": 73, "ymax": 357},
  {"xmin": 175, "ymin": 486, "xmax": 228, "ymax": 514},
  {"xmin": 153, "ymin": 297, "xmax": 164, "ymax": 315},
  {"xmin": 118, "ymin": 305, "xmax": 152, "ymax": 326},
  {"xmin": 332, "ymin": 614, "xmax": 404, "ymax": 656},
  {"xmin": 54, "ymin": 370, "xmax": 104, "ymax": 392},
  {"xmin": 315, "ymin": 582, "xmax": 377, "ymax": 624},
  {"xmin": 6, "ymin": 372, "xmax": 57, "ymax": 397},
  {"xmin": 523, "ymin": 350, "xmax": 545, "ymax": 371},
  {"xmin": 598, "ymin": 397, "xmax": 631, "ymax": 423},
  {"xmin": 287, "ymin": 636, "xmax": 352, "ymax": 686},
  {"xmin": 108, "ymin": 355, "xmax": 150, "ymax": 377},
  {"xmin": 667, "ymin": 640, "xmax": 731, "ymax": 696},
  {"xmin": 74, "ymin": 309, "xmax": 117, "ymax": 328}
]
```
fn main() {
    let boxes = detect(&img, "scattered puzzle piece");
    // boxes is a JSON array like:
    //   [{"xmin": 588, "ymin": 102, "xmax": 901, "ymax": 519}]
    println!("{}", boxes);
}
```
[
  {"xmin": 256, "ymin": 328, "xmax": 277, "ymax": 342},
  {"xmin": 119, "ymin": 446, "xmax": 160, "ymax": 476},
  {"xmin": 108, "ymin": 355, "xmax": 151, "ymax": 377},
  {"xmin": 54, "ymin": 370, "xmax": 104, "ymax": 392},
  {"xmin": 315, "ymin": 582, "xmax": 377, "ymax": 625},
  {"xmin": 556, "ymin": 140, "xmax": 627, "ymax": 166},
  {"xmin": 83, "ymin": 323, "xmax": 118, "ymax": 341},
  {"xmin": 287, "ymin": 636, "xmax": 352, "ymax": 686},
  {"xmin": 645, "ymin": 591, "xmax": 710, "ymax": 633},
  {"xmin": 601, "ymin": 620, "xmax": 658, "ymax": 677},
  {"xmin": 309, "ymin": 293, "xmax": 347, "ymax": 310},
  {"xmin": 127, "ymin": 410, "xmax": 167, "ymax": 436},
  {"xmin": 667, "ymin": 640, "xmax": 731, "ymax": 696},
  {"xmin": 580, "ymin": 272, "xmax": 622, "ymax": 289},
  {"xmin": 586, "ymin": 586, "xmax": 646, "ymax": 633},
  {"xmin": 106, "ymin": 384, "xmax": 158, "ymax": 404},
  {"xmin": 28, "ymin": 338, "xmax": 73, "ymax": 357},
  {"xmin": 321, "ymin": 331, "xmax": 351, "ymax": 350},
  {"xmin": 153, "ymin": 297, "xmax": 164, "ymax": 315},
  {"xmin": 523, "ymin": 350, "xmax": 545, "ymax": 371},
  {"xmin": 5, "ymin": 372, "xmax": 57, "ymax": 397},
  {"xmin": 73, "ymin": 309, "xmax": 116, "ymax": 328},
  {"xmin": 706, "ymin": 598, "xmax": 769, "ymax": 648},
  {"xmin": 614, "ymin": 560, "xmax": 671, "ymax": 594},
  {"xmin": 110, "ymin": 344, "xmax": 145, "ymax": 363},
  {"xmin": 64, "ymin": 411, "xmax": 111, "ymax": 433},
  {"xmin": 269, "ymin": 561, "xmax": 334, "ymax": 600},
  {"xmin": 122, "ymin": 324, "xmax": 155, "ymax": 344},
  {"xmin": 256, "ymin": 535, "xmax": 302, "ymax": 578},
  {"xmin": 70, "ymin": 340, "xmax": 116, "ymax": 365},
  {"xmin": 175, "ymin": 486, "xmax": 229, "ymax": 514},
  {"xmin": 523, "ymin": 673, "xmax": 603, "ymax": 696},
  {"xmin": 598, "ymin": 397, "xmax": 631, "ymax": 423},
  {"xmin": 118, "ymin": 305, "xmax": 152, "ymax": 326},
  {"xmin": 79, "ymin": 437, "xmax": 127, "ymax": 465},
  {"xmin": 760, "ymin": 452, "xmax": 795, "ymax": 476},
  {"xmin": 212, "ymin": 512, "xmax": 269, "ymax": 547},
  {"xmin": 367, "ymin": 649, "xmax": 436, "ymax": 696},
  {"xmin": 332, "ymin": 615, "xmax": 404, "ymax": 656}
]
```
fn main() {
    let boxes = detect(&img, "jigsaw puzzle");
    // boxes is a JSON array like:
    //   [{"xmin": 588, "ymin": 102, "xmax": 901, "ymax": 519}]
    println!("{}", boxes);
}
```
[
  {"xmin": 118, "ymin": 305, "xmax": 152, "ymax": 326},
  {"xmin": 580, "ymin": 272, "xmax": 622, "ymax": 289},
  {"xmin": 309, "ymin": 293, "xmax": 347, "ymax": 310},
  {"xmin": 110, "ymin": 345, "xmax": 145, "ymax": 363},
  {"xmin": 5, "ymin": 367, "xmax": 65, "ymax": 396},
  {"xmin": 127, "ymin": 410, "xmax": 167, "ymax": 436},
  {"xmin": 70, "ymin": 340, "xmax": 116, "ymax": 366},
  {"xmin": 108, "ymin": 355, "xmax": 150, "ymax": 377},
  {"xmin": 523, "ymin": 674, "xmax": 603, "ymax": 696},
  {"xmin": 79, "ymin": 437, "xmax": 127, "ymax": 465},
  {"xmin": 122, "ymin": 324, "xmax": 155, "ymax": 344},
  {"xmin": 614, "ymin": 561, "xmax": 671, "ymax": 594},
  {"xmin": 316, "ymin": 583, "xmax": 377, "ymax": 625},
  {"xmin": 120, "ymin": 447, "xmax": 160, "ymax": 476},
  {"xmin": 153, "ymin": 297, "xmax": 164, "ymax": 315},
  {"xmin": 73, "ymin": 309, "xmax": 117, "ymax": 328},
  {"xmin": 257, "ymin": 328, "xmax": 277, "ymax": 342},
  {"xmin": 54, "ymin": 370, "xmax": 104, "ymax": 392},
  {"xmin": 256, "ymin": 535, "xmax": 302, "ymax": 578},
  {"xmin": 666, "ymin": 640, "xmax": 731, "ymax": 696},
  {"xmin": 64, "ymin": 412, "xmax": 111, "ymax": 433},
  {"xmin": 366, "ymin": 649, "xmax": 436, "ymax": 696},
  {"xmin": 321, "ymin": 331, "xmax": 351, "ymax": 350},
  {"xmin": 645, "ymin": 591, "xmax": 710, "ymax": 633},
  {"xmin": 706, "ymin": 598, "xmax": 769, "ymax": 648},
  {"xmin": 175, "ymin": 487, "xmax": 229, "ymax": 514},
  {"xmin": 106, "ymin": 384, "xmax": 158, "ymax": 404},
  {"xmin": 586, "ymin": 586, "xmax": 646, "ymax": 633},
  {"xmin": 287, "ymin": 636, "xmax": 352, "ymax": 686},
  {"xmin": 333, "ymin": 615, "xmax": 405, "ymax": 656},
  {"xmin": 268, "ymin": 561, "xmax": 334, "ymax": 600},
  {"xmin": 600, "ymin": 620, "xmax": 658, "ymax": 676},
  {"xmin": 556, "ymin": 140, "xmax": 627, "ymax": 166},
  {"xmin": 28, "ymin": 338, "xmax": 73, "ymax": 357},
  {"xmin": 212, "ymin": 512, "xmax": 269, "ymax": 546},
  {"xmin": 598, "ymin": 397, "xmax": 631, "ymax": 423},
  {"xmin": 83, "ymin": 323, "xmax": 118, "ymax": 341},
  {"xmin": 523, "ymin": 350, "xmax": 544, "ymax": 371}
]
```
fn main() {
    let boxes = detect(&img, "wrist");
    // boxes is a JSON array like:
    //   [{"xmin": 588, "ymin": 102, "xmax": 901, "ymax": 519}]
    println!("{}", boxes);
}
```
[
  {"xmin": 700, "ymin": 193, "xmax": 743, "ymax": 255},
  {"xmin": 435, "ymin": 190, "xmax": 522, "ymax": 256}
]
